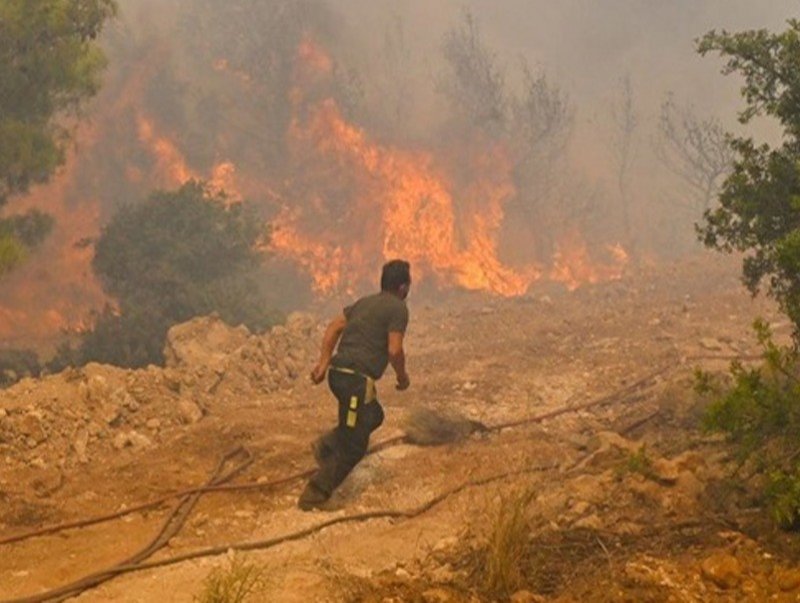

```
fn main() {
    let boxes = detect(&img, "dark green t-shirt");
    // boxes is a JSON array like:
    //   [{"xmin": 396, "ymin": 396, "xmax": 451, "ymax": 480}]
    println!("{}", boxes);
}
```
[{"xmin": 332, "ymin": 291, "xmax": 409, "ymax": 379}]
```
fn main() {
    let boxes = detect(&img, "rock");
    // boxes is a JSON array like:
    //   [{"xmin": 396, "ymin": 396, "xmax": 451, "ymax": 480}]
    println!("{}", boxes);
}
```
[
  {"xmin": 572, "ymin": 513, "xmax": 603, "ymax": 530},
  {"xmin": 701, "ymin": 553, "xmax": 742, "ymax": 589},
  {"xmin": 422, "ymin": 588, "xmax": 456, "ymax": 603},
  {"xmin": 100, "ymin": 403, "xmax": 122, "ymax": 427},
  {"xmin": 163, "ymin": 315, "xmax": 250, "ymax": 370},
  {"xmin": 571, "ymin": 500, "xmax": 591, "ymax": 515},
  {"xmin": 565, "ymin": 433, "xmax": 591, "ymax": 451},
  {"xmin": 433, "ymin": 536, "xmax": 458, "ymax": 552},
  {"xmin": 650, "ymin": 457, "xmax": 680, "ymax": 484},
  {"xmin": 623, "ymin": 561, "xmax": 664, "ymax": 588},
  {"xmin": 178, "ymin": 399, "xmax": 203, "ymax": 424},
  {"xmin": 510, "ymin": 591, "xmax": 545, "ymax": 603},
  {"xmin": 86, "ymin": 374, "xmax": 111, "ymax": 403},
  {"xmin": 395, "ymin": 567, "xmax": 411, "ymax": 579},
  {"xmin": 700, "ymin": 337, "xmax": 725, "ymax": 351},
  {"xmin": 146, "ymin": 418, "xmax": 162, "ymax": 430},
  {"xmin": 777, "ymin": 568, "xmax": 800, "ymax": 592},
  {"xmin": 285, "ymin": 312, "xmax": 316, "ymax": 335},
  {"xmin": 87, "ymin": 421, "xmax": 104, "ymax": 438},
  {"xmin": 112, "ymin": 432, "xmax": 128, "ymax": 450},
  {"xmin": 429, "ymin": 563, "xmax": 455, "ymax": 582},
  {"xmin": 17, "ymin": 413, "xmax": 46, "ymax": 443},
  {"xmin": 31, "ymin": 468, "xmax": 63, "ymax": 497},
  {"xmin": 28, "ymin": 456, "xmax": 47, "ymax": 469},
  {"xmin": 113, "ymin": 430, "xmax": 153, "ymax": 451},
  {"xmin": 584, "ymin": 431, "xmax": 640, "ymax": 467},
  {"xmin": 73, "ymin": 428, "xmax": 89, "ymax": 463}
]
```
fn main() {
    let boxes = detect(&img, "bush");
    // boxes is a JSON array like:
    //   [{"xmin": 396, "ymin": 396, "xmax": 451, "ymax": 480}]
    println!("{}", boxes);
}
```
[
  {"xmin": 697, "ymin": 20, "xmax": 800, "ymax": 340},
  {"xmin": 697, "ymin": 319, "xmax": 800, "ymax": 528},
  {"xmin": 62, "ymin": 181, "xmax": 281, "ymax": 368},
  {"xmin": 0, "ymin": 348, "xmax": 40, "ymax": 387}
]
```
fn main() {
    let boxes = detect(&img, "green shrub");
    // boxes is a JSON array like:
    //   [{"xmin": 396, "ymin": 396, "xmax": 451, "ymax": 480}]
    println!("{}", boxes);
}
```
[
  {"xmin": 616, "ymin": 445, "xmax": 657, "ymax": 481},
  {"xmin": 697, "ymin": 319, "xmax": 800, "ymax": 528},
  {"xmin": 60, "ymin": 181, "xmax": 283, "ymax": 368}
]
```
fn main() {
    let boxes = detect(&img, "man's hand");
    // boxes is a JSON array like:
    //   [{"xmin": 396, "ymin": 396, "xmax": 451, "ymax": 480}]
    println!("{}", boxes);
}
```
[
  {"xmin": 310, "ymin": 362, "xmax": 328, "ymax": 385},
  {"xmin": 395, "ymin": 372, "xmax": 410, "ymax": 391}
]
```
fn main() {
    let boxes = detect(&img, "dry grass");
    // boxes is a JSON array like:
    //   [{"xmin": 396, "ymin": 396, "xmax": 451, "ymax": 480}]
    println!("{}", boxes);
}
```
[
  {"xmin": 482, "ymin": 488, "xmax": 535, "ymax": 597},
  {"xmin": 194, "ymin": 554, "xmax": 268, "ymax": 603}
]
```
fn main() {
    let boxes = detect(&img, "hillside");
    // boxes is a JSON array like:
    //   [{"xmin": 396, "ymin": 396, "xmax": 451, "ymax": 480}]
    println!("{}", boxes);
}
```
[{"xmin": 1, "ymin": 254, "xmax": 798, "ymax": 602}]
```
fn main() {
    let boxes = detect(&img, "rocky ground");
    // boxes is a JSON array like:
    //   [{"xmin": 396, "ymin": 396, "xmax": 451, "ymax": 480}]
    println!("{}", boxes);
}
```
[{"xmin": 1, "ymin": 253, "xmax": 799, "ymax": 602}]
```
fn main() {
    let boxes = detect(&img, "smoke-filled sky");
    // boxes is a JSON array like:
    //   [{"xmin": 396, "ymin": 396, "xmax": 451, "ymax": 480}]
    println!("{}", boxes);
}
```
[
  {"xmin": 338, "ymin": 0, "xmax": 796, "ymax": 106},
  {"xmin": 2, "ymin": 0, "xmax": 799, "ymax": 348}
]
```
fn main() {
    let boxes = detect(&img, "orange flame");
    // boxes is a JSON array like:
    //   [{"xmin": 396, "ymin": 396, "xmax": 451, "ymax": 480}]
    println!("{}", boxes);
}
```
[
  {"xmin": 137, "ymin": 114, "xmax": 196, "ymax": 186},
  {"xmin": 550, "ymin": 230, "xmax": 629, "ymax": 290},
  {"xmin": 297, "ymin": 35, "xmax": 333, "ymax": 75},
  {"xmin": 0, "ymin": 142, "xmax": 107, "ymax": 347},
  {"xmin": 270, "ymin": 38, "xmax": 628, "ymax": 297},
  {"xmin": 273, "ymin": 98, "xmax": 543, "ymax": 296}
]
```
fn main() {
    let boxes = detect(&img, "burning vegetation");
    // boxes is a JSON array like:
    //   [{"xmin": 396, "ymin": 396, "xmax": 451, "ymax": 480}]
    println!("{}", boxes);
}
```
[{"xmin": 0, "ymin": 0, "xmax": 741, "ymax": 368}]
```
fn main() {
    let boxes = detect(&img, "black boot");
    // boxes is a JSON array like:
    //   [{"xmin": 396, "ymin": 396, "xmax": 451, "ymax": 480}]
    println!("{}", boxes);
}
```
[{"xmin": 297, "ymin": 482, "xmax": 330, "ymax": 511}]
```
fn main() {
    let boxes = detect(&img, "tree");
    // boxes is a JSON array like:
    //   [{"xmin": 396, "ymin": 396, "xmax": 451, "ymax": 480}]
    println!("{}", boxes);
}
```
[
  {"xmin": 696, "ymin": 20, "xmax": 800, "ymax": 528},
  {"xmin": 697, "ymin": 20, "xmax": 800, "ymax": 334},
  {"xmin": 179, "ymin": 0, "xmax": 357, "ymax": 173},
  {"xmin": 437, "ymin": 9, "xmax": 507, "ymax": 137},
  {"xmin": 63, "ymin": 182, "xmax": 278, "ymax": 368},
  {"xmin": 610, "ymin": 74, "xmax": 638, "ymax": 250},
  {"xmin": 0, "ymin": 209, "xmax": 54, "ymax": 276},
  {"xmin": 507, "ymin": 63, "xmax": 574, "ymax": 259},
  {"xmin": 655, "ymin": 93, "xmax": 734, "ymax": 213},
  {"xmin": 0, "ymin": 0, "xmax": 116, "ymax": 273},
  {"xmin": 0, "ymin": 0, "xmax": 116, "ymax": 202}
]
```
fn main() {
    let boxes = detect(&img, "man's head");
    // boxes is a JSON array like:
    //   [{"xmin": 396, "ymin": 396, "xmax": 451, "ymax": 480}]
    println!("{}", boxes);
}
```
[{"xmin": 381, "ymin": 259, "xmax": 411, "ymax": 299}]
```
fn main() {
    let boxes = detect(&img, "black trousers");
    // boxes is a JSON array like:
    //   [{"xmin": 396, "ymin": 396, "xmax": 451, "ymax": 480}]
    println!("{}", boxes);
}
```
[{"xmin": 311, "ymin": 369, "xmax": 384, "ymax": 496}]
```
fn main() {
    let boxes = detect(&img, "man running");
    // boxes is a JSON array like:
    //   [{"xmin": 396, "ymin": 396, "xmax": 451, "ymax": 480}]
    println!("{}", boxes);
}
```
[{"xmin": 298, "ymin": 259, "xmax": 411, "ymax": 511}]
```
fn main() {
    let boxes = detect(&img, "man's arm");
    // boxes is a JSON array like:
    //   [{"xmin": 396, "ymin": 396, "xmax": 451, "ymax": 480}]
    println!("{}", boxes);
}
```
[
  {"xmin": 388, "ymin": 331, "xmax": 410, "ymax": 390},
  {"xmin": 310, "ymin": 313, "xmax": 347, "ymax": 384}
]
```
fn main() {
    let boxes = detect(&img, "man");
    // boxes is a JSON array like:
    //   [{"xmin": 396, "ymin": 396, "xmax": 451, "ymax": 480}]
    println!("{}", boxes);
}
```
[{"xmin": 298, "ymin": 259, "xmax": 411, "ymax": 511}]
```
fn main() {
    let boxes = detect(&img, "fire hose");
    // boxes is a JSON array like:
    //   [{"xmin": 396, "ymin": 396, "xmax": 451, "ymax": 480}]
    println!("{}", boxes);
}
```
[{"xmin": 0, "ymin": 364, "xmax": 672, "ymax": 603}]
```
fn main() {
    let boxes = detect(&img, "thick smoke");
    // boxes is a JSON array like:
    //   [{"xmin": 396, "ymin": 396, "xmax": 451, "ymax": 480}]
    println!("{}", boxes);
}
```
[{"xmin": 1, "ymin": 0, "xmax": 798, "ymax": 347}]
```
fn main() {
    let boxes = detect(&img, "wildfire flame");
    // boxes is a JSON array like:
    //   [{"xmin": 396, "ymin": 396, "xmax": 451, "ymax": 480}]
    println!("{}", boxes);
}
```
[
  {"xmin": 0, "ymin": 28, "xmax": 629, "ymax": 348},
  {"xmin": 270, "ymin": 40, "xmax": 625, "ymax": 297},
  {"xmin": 0, "ymin": 142, "xmax": 107, "ymax": 347}
]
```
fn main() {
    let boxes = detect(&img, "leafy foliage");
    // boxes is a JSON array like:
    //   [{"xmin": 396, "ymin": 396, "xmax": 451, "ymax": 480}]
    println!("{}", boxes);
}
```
[
  {"xmin": 0, "ymin": 209, "xmax": 56, "ymax": 273},
  {"xmin": 615, "ymin": 445, "xmax": 657, "ymax": 482},
  {"xmin": 0, "ymin": 233, "xmax": 27, "ymax": 276},
  {"xmin": 0, "ymin": 0, "xmax": 117, "ymax": 204},
  {"xmin": 695, "ymin": 19, "xmax": 800, "ymax": 529},
  {"xmin": 697, "ymin": 320, "xmax": 800, "ymax": 528},
  {"xmin": 697, "ymin": 20, "xmax": 800, "ymax": 336},
  {"xmin": 61, "ymin": 181, "xmax": 278, "ymax": 368}
]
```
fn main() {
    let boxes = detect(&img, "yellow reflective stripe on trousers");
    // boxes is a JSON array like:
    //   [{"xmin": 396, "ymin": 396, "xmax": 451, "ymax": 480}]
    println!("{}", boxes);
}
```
[
  {"xmin": 329, "ymin": 366, "xmax": 377, "ymax": 403},
  {"xmin": 346, "ymin": 396, "xmax": 359, "ymax": 427}
]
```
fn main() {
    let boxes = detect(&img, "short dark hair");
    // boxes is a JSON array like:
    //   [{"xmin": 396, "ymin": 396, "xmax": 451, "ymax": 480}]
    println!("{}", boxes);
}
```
[{"xmin": 380, "ymin": 259, "xmax": 411, "ymax": 292}]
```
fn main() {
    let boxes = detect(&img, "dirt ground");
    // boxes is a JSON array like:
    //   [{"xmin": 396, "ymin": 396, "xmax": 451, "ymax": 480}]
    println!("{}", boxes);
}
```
[{"xmin": 2, "ymin": 252, "xmax": 800, "ymax": 602}]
